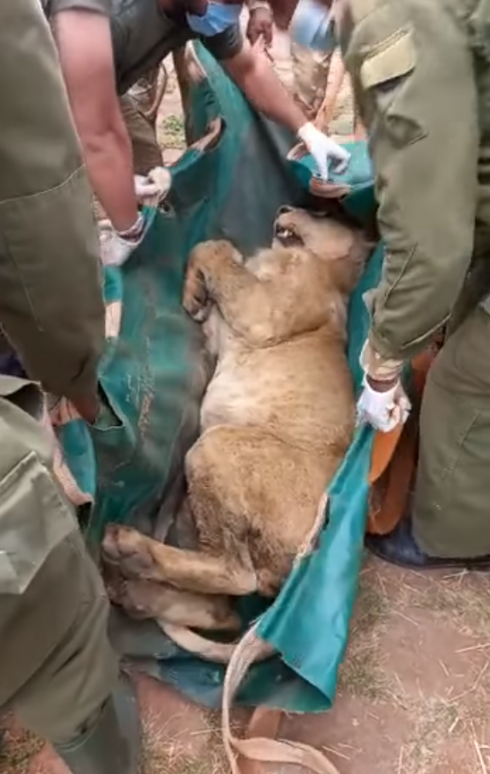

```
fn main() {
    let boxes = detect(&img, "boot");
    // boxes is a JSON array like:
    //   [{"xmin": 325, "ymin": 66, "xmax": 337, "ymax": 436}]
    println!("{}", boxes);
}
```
[
  {"xmin": 54, "ymin": 672, "xmax": 141, "ymax": 774},
  {"xmin": 366, "ymin": 514, "xmax": 490, "ymax": 571}
]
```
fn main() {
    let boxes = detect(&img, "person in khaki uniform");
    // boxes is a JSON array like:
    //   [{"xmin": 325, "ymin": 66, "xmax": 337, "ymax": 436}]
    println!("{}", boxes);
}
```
[
  {"xmin": 0, "ymin": 2, "xmax": 140, "ymax": 773},
  {"xmin": 271, "ymin": 0, "xmax": 490, "ymax": 569},
  {"xmin": 42, "ymin": 0, "xmax": 349, "ymax": 267}
]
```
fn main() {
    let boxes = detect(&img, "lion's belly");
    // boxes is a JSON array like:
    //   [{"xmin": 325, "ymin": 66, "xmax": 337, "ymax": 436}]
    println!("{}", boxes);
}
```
[
  {"xmin": 200, "ymin": 362, "xmax": 266, "ymax": 430},
  {"xmin": 200, "ymin": 334, "xmax": 356, "ymax": 451}
]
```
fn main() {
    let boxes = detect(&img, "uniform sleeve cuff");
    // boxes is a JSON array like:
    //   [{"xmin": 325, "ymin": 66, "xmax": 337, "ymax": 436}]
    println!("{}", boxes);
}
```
[
  {"xmin": 51, "ymin": 356, "xmax": 100, "ymax": 408},
  {"xmin": 360, "ymin": 337, "xmax": 404, "ymax": 381}
]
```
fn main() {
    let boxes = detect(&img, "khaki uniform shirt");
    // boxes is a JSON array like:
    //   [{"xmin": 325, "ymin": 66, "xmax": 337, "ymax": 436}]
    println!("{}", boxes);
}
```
[
  {"xmin": 337, "ymin": 0, "xmax": 488, "ymax": 362},
  {"xmin": 0, "ymin": 0, "xmax": 104, "ymax": 402}
]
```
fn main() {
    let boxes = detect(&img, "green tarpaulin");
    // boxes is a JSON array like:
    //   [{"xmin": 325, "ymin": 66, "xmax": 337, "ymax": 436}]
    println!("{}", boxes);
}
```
[{"xmin": 57, "ymin": 44, "xmax": 382, "ymax": 714}]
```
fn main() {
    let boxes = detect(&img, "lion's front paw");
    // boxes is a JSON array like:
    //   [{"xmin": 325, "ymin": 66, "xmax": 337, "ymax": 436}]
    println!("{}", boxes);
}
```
[
  {"xmin": 183, "ymin": 268, "xmax": 211, "ymax": 321},
  {"xmin": 102, "ymin": 523, "xmax": 155, "ymax": 578}
]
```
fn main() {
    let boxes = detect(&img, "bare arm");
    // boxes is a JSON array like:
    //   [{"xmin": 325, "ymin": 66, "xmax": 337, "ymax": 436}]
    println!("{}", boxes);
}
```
[
  {"xmin": 222, "ymin": 40, "xmax": 306, "ymax": 133},
  {"xmin": 51, "ymin": 9, "xmax": 139, "ymax": 232}
]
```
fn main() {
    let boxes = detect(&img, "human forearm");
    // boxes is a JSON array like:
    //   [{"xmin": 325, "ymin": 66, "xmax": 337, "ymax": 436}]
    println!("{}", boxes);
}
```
[
  {"xmin": 222, "ymin": 42, "xmax": 350, "ymax": 181},
  {"xmin": 50, "ymin": 9, "xmax": 139, "ymax": 234},
  {"xmin": 225, "ymin": 49, "xmax": 306, "ymax": 133},
  {"xmin": 81, "ymin": 116, "xmax": 139, "ymax": 232}
]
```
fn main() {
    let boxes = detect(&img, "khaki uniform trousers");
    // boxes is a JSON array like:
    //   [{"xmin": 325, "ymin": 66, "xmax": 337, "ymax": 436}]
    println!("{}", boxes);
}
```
[
  {"xmin": 0, "ymin": 378, "xmax": 118, "ymax": 744},
  {"xmin": 405, "ymin": 0, "xmax": 490, "ymax": 558}
]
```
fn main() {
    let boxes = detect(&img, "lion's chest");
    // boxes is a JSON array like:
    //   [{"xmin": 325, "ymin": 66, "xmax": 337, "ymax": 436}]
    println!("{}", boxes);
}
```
[
  {"xmin": 199, "ymin": 324, "xmax": 354, "ymax": 450},
  {"xmin": 200, "ymin": 349, "xmax": 268, "ymax": 431}
]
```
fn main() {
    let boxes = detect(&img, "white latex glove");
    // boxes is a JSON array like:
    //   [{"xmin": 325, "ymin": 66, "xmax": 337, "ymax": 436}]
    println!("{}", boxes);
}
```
[
  {"xmin": 99, "ymin": 213, "xmax": 146, "ymax": 268},
  {"xmin": 357, "ymin": 376, "xmax": 411, "ymax": 433},
  {"xmin": 134, "ymin": 174, "xmax": 161, "ymax": 198},
  {"xmin": 297, "ymin": 122, "xmax": 351, "ymax": 181},
  {"xmin": 134, "ymin": 167, "xmax": 172, "ymax": 204}
]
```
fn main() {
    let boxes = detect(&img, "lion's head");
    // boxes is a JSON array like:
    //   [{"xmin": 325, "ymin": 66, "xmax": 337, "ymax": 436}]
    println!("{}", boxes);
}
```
[{"xmin": 272, "ymin": 206, "xmax": 373, "ymax": 295}]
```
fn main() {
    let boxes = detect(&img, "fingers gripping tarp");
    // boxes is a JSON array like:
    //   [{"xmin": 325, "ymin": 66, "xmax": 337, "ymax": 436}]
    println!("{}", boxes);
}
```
[{"xmin": 55, "ymin": 44, "xmax": 381, "ymax": 713}]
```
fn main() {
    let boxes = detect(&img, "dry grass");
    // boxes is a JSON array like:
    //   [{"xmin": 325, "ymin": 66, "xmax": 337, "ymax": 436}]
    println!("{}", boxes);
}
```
[
  {"xmin": 337, "ymin": 649, "xmax": 391, "ymax": 701},
  {"xmin": 0, "ymin": 720, "xmax": 44, "ymax": 774},
  {"xmin": 337, "ymin": 565, "xmax": 490, "ymax": 772},
  {"xmin": 402, "ymin": 696, "xmax": 460, "ymax": 774},
  {"xmin": 141, "ymin": 710, "xmax": 234, "ymax": 774},
  {"xmin": 413, "ymin": 573, "xmax": 490, "ymax": 637}
]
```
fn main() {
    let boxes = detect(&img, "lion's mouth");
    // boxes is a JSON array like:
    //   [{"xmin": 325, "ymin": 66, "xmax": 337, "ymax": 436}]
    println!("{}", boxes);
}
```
[{"xmin": 274, "ymin": 225, "xmax": 303, "ymax": 247}]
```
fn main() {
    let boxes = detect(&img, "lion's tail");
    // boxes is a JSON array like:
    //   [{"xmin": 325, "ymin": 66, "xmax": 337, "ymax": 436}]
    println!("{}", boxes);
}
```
[{"xmin": 158, "ymin": 621, "xmax": 271, "ymax": 664}]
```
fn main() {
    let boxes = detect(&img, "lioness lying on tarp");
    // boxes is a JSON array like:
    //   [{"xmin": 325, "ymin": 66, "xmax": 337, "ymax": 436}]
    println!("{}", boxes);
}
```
[{"xmin": 102, "ymin": 207, "xmax": 372, "ymax": 651}]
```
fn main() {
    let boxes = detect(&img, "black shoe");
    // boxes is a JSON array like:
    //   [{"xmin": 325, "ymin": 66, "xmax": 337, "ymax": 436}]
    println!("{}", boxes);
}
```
[{"xmin": 366, "ymin": 515, "xmax": 490, "ymax": 570}]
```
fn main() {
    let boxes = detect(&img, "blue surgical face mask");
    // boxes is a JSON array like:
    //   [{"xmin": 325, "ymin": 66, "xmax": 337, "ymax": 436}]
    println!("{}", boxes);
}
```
[
  {"xmin": 289, "ymin": 0, "xmax": 336, "ymax": 52},
  {"xmin": 186, "ymin": 1, "xmax": 242, "ymax": 36}
]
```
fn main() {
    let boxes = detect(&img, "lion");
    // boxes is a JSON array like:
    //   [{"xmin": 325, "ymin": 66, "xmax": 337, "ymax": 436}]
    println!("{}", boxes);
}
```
[{"xmin": 102, "ymin": 206, "xmax": 373, "ymax": 652}]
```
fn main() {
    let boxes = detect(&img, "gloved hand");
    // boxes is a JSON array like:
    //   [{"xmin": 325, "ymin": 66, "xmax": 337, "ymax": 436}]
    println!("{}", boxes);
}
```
[
  {"xmin": 357, "ymin": 376, "xmax": 411, "ymax": 433},
  {"xmin": 99, "ymin": 212, "xmax": 147, "ymax": 268},
  {"xmin": 297, "ymin": 122, "xmax": 351, "ymax": 181},
  {"xmin": 134, "ymin": 166, "xmax": 172, "ymax": 204},
  {"xmin": 134, "ymin": 174, "xmax": 161, "ymax": 199}
]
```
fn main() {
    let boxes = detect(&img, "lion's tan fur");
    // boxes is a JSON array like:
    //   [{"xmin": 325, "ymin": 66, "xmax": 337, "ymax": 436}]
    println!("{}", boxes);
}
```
[{"xmin": 102, "ymin": 207, "xmax": 372, "ymax": 633}]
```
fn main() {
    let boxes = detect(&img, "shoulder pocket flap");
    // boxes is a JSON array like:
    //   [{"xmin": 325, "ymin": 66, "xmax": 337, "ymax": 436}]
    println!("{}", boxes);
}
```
[
  {"xmin": 0, "ymin": 451, "xmax": 76, "ymax": 595},
  {"xmin": 361, "ymin": 30, "xmax": 416, "ymax": 90}
]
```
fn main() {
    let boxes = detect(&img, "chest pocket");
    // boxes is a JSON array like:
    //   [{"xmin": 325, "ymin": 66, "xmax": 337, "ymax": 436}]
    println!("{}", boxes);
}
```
[
  {"xmin": 360, "ymin": 29, "xmax": 426, "ymax": 147},
  {"xmin": 0, "ymin": 451, "xmax": 76, "ymax": 595}
]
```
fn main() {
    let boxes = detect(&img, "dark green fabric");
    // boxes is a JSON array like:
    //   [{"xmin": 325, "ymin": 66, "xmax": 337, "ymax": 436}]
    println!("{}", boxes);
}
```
[{"xmin": 58, "ymin": 44, "xmax": 381, "ymax": 712}]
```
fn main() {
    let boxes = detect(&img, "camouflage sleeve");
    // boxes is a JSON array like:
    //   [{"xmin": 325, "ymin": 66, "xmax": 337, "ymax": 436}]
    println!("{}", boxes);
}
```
[
  {"xmin": 345, "ymin": 0, "xmax": 478, "ymax": 362},
  {"xmin": 0, "ymin": 0, "xmax": 105, "ymax": 402}
]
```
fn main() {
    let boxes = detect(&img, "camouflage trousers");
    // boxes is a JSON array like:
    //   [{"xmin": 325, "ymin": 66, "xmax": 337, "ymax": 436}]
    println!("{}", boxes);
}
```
[
  {"xmin": 290, "ymin": 43, "xmax": 332, "ymax": 123},
  {"xmin": 120, "ymin": 66, "xmax": 164, "ymax": 176}
]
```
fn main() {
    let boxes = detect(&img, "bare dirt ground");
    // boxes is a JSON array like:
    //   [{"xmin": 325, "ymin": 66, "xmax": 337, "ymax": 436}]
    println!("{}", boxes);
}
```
[{"xmin": 2, "ymin": 33, "xmax": 490, "ymax": 774}]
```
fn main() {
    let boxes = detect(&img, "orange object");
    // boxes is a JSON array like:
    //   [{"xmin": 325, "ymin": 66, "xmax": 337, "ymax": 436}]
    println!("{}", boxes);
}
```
[{"xmin": 366, "ymin": 346, "xmax": 438, "ymax": 535}]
